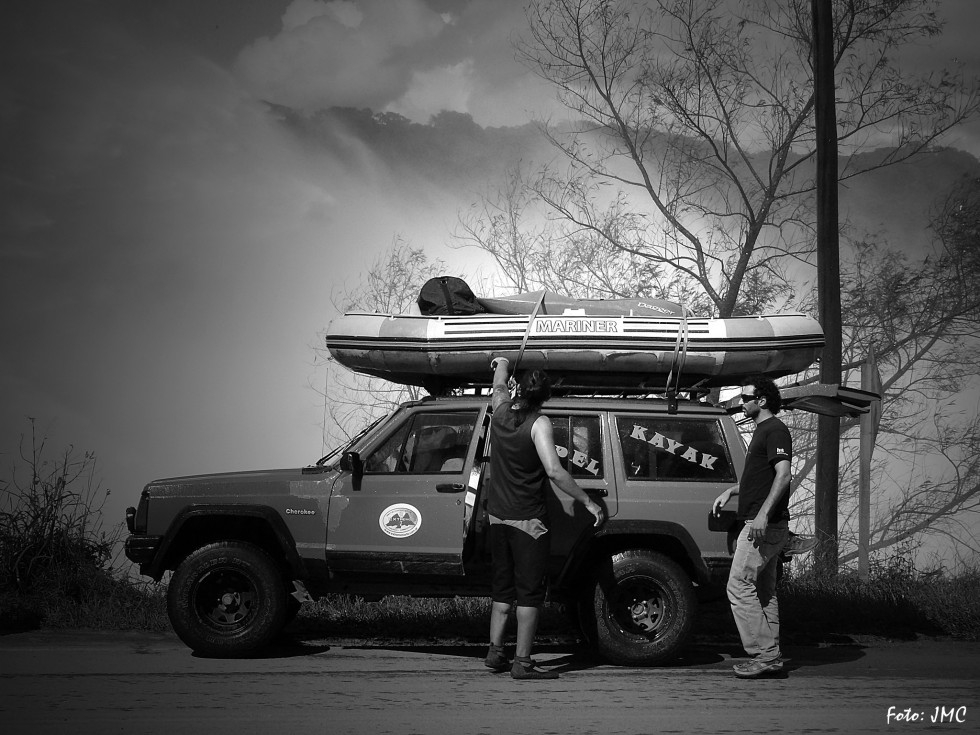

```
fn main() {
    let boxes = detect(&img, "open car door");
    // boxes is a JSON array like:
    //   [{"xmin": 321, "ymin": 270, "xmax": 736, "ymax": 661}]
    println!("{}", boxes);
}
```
[{"xmin": 326, "ymin": 405, "xmax": 487, "ymax": 577}]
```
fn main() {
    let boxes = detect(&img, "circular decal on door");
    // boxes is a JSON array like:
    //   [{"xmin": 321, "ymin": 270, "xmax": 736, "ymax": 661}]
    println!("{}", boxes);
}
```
[{"xmin": 379, "ymin": 504, "xmax": 422, "ymax": 538}]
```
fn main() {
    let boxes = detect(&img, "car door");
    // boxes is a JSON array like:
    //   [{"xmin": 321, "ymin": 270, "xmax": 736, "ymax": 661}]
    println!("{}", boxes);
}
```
[
  {"xmin": 325, "ymin": 406, "xmax": 484, "ymax": 576},
  {"xmin": 543, "ymin": 410, "xmax": 614, "ymax": 560},
  {"xmin": 612, "ymin": 412, "xmax": 738, "ymax": 557}
]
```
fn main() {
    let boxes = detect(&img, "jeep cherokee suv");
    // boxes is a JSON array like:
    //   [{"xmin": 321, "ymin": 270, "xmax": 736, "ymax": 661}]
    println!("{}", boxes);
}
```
[{"xmin": 126, "ymin": 394, "xmax": 749, "ymax": 663}]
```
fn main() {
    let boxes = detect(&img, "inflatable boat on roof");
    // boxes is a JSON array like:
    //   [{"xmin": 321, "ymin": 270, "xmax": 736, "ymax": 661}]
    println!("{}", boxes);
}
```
[{"xmin": 326, "ymin": 309, "xmax": 824, "ymax": 394}]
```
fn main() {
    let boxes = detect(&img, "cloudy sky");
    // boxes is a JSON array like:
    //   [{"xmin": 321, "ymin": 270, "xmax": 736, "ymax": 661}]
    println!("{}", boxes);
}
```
[{"xmin": 2, "ymin": 0, "xmax": 979, "ymax": 537}]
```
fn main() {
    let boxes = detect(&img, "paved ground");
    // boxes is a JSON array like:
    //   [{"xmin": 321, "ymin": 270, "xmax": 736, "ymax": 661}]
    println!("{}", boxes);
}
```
[{"xmin": 1, "ymin": 630, "xmax": 978, "ymax": 735}]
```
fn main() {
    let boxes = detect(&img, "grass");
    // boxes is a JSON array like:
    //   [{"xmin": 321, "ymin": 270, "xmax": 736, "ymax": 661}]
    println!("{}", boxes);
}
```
[
  {"xmin": 288, "ymin": 594, "xmax": 577, "ymax": 644},
  {"xmin": 0, "ymin": 569, "xmax": 170, "ymax": 632},
  {"xmin": 779, "ymin": 565, "xmax": 980, "ymax": 642},
  {"xmin": 5, "ymin": 562, "xmax": 977, "ymax": 648}
]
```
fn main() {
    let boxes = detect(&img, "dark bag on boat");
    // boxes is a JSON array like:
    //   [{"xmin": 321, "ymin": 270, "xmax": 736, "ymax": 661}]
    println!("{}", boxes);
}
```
[{"xmin": 417, "ymin": 276, "xmax": 487, "ymax": 316}]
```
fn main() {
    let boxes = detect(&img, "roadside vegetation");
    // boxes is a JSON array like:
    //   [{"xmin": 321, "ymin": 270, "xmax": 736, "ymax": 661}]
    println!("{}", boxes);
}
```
[
  {"xmin": 4, "ymin": 560, "xmax": 980, "ymax": 646},
  {"xmin": 780, "ymin": 559, "xmax": 980, "ymax": 643},
  {"xmin": 1, "ymin": 439, "xmax": 977, "ymax": 645},
  {"xmin": 3, "ymin": 422, "xmax": 979, "ymax": 643},
  {"xmin": 0, "ymin": 420, "xmax": 170, "ymax": 632}
]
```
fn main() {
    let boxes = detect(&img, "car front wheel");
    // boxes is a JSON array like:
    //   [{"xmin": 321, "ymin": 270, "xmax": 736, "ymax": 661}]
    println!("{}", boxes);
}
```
[
  {"xmin": 167, "ymin": 541, "xmax": 286, "ymax": 657},
  {"xmin": 587, "ymin": 549, "xmax": 696, "ymax": 666}
]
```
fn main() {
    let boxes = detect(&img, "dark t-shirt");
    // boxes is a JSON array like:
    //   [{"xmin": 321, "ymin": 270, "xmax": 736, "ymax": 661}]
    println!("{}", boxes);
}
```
[
  {"xmin": 487, "ymin": 399, "xmax": 549, "ymax": 521},
  {"xmin": 738, "ymin": 416, "xmax": 792, "ymax": 522}
]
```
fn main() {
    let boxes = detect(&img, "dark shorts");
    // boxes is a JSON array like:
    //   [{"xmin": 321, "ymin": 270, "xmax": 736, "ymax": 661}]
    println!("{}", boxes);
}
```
[{"xmin": 489, "ymin": 523, "xmax": 550, "ymax": 607}]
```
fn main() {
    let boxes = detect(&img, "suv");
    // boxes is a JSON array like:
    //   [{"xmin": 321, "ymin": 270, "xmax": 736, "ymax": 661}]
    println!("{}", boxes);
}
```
[{"xmin": 126, "ymin": 394, "xmax": 747, "ymax": 664}]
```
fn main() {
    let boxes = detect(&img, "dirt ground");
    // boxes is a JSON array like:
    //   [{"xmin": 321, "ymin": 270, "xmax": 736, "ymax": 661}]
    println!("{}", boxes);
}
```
[{"xmin": 1, "ymin": 628, "xmax": 978, "ymax": 735}]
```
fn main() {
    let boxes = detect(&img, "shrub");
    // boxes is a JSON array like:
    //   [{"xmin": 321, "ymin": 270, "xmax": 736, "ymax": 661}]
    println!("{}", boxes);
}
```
[
  {"xmin": 779, "ymin": 553, "xmax": 980, "ymax": 641},
  {"xmin": 909, "ymin": 569, "xmax": 980, "ymax": 640},
  {"xmin": 0, "ymin": 420, "xmax": 118, "ymax": 594},
  {"xmin": 0, "ymin": 420, "xmax": 161, "ymax": 630}
]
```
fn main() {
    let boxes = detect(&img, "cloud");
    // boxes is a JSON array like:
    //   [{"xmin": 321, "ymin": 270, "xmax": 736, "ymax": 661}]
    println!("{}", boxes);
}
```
[
  {"xmin": 386, "ymin": 59, "xmax": 475, "ymax": 123},
  {"xmin": 232, "ymin": 0, "xmax": 559, "ymax": 126},
  {"xmin": 234, "ymin": 0, "xmax": 448, "ymax": 111},
  {"xmin": 282, "ymin": 0, "xmax": 363, "ymax": 31},
  {"xmin": 1, "ymin": 0, "xmax": 490, "ymax": 533}
]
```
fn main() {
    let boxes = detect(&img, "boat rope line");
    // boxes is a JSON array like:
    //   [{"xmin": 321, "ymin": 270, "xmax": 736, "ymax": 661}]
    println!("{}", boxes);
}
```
[
  {"xmin": 664, "ymin": 311, "xmax": 690, "ymax": 398},
  {"xmin": 511, "ymin": 289, "xmax": 547, "ymax": 378}
]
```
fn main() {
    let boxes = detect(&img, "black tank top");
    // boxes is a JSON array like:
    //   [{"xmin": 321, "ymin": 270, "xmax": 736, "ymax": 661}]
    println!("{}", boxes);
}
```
[{"xmin": 487, "ymin": 400, "xmax": 549, "ymax": 521}]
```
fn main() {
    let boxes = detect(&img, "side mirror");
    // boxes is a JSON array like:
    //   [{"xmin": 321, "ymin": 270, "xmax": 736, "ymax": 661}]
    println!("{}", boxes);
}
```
[{"xmin": 340, "ymin": 451, "xmax": 363, "ymax": 476}]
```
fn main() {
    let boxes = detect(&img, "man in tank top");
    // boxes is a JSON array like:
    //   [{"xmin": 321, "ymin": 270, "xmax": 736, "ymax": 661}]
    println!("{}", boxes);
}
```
[{"xmin": 484, "ymin": 357, "xmax": 604, "ymax": 680}]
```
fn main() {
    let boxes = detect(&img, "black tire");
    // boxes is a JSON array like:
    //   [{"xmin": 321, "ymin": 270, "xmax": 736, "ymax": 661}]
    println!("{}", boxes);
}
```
[
  {"xmin": 587, "ymin": 549, "xmax": 696, "ymax": 666},
  {"xmin": 167, "ymin": 541, "xmax": 287, "ymax": 657}
]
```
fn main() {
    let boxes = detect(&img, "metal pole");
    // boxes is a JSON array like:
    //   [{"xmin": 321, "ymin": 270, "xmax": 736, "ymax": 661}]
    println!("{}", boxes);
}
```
[
  {"xmin": 858, "ymin": 347, "xmax": 882, "ymax": 580},
  {"xmin": 858, "ymin": 386, "xmax": 872, "ymax": 581}
]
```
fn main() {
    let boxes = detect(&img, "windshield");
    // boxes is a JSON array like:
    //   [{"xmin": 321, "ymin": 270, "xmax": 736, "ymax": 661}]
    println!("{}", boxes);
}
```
[{"xmin": 315, "ymin": 414, "xmax": 388, "ymax": 467}]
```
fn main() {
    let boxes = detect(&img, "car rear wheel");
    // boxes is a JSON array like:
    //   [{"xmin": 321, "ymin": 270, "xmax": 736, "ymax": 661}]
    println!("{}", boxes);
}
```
[
  {"xmin": 167, "ymin": 541, "xmax": 286, "ymax": 657},
  {"xmin": 587, "ymin": 549, "xmax": 696, "ymax": 666}
]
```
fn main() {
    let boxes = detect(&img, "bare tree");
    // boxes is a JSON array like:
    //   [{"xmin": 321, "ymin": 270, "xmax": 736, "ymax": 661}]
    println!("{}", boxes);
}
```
[
  {"xmin": 314, "ymin": 239, "xmax": 449, "ymax": 454},
  {"xmin": 785, "ymin": 177, "xmax": 980, "ymax": 565},
  {"xmin": 1, "ymin": 419, "xmax": 117, "ymax": 592},
  {"xmin": 451, "ymin": 0, "xmax": 979, "ymax": 568},
  {"xmin": 455, "ymin": 164, "xmax": 722, "ymax": 314},
  {"xmin": 460, "ymin": 160, "xmax": 980, "ymax": 565},
  {"xmin": 505, "ymin": 0, "xmax": 979, "ymax": 318}
]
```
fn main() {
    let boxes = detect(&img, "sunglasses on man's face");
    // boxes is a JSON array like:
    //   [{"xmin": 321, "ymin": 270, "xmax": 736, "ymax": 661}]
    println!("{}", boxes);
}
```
[{"xmin": 740, "ymin": 393, "xmax": 759, "ymax": 403}]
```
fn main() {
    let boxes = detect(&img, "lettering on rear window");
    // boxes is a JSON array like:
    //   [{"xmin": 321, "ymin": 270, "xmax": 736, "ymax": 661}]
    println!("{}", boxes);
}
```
[
  {"xmin": 549, "ymin": 414, "xmax": 603, "ymax": 479},
  {"xmin": 617, "ymin": 417, "xmax": 734, "ymax": 482}
]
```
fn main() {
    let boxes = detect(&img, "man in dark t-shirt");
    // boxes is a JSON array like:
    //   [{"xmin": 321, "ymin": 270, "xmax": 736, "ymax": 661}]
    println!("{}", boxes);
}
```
[
  {"xmin": 484, "ymin": 357, "xmax": 603, "ymax": 680},
  {"xmin": 712, "ymin": 375, "xmax": 792, "ymax": 679}
]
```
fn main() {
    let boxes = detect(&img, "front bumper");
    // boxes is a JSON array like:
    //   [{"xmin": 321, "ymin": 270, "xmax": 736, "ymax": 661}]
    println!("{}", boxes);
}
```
[{"xmin": 124, "ymin": 534, "xmax": 163, "ymax": 566}]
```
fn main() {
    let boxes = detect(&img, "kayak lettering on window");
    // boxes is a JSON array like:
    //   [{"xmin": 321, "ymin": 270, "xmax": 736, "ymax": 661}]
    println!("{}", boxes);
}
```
[
  {"xmin": 549, "ymin": 415, "xmax": 603, "ymax": 479},
  {"xmin": 617, "ymin": 417, "xmax": 734, "ymax": 482},
  {"xmin": 630, "ymin": 424, "xmax": 719, "ymax": 470}
]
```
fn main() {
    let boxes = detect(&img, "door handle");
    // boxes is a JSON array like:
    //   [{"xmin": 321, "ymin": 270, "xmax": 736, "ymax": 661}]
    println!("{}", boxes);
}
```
[{"xmin": 436, "ymin": 483, "xmax": 466, "ymax": 493}]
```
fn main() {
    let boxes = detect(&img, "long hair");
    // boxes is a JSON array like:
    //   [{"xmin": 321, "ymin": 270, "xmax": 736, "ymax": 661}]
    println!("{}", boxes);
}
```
[{"xmin": 512, "ymin": 369, "xmax": 552, "ymax": 425}]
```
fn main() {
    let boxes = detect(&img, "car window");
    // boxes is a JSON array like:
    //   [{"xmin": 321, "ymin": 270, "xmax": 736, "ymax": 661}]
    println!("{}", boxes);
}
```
[
  {"xmin": 363, "ymin": 421, "xmax": 412, "ymax": 473},
  {"xmin": 363, "ymin": 411, "xmax": 478, "ymax": 474},
  {"xmin": 550, "ymin": 414, "xmax": 604, "ymax": 479},
  {"xmin": 616, "ymin": 416, "xmax": 735, "ymax": 482}
]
